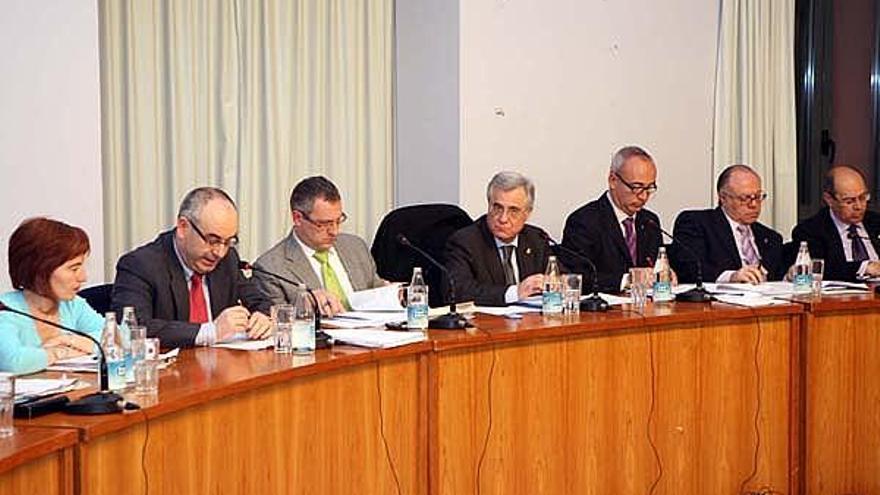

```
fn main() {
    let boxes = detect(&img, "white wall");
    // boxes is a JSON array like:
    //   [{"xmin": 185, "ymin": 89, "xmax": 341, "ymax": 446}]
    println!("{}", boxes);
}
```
[
  {"xmin": 395, "ymin": 0, "xmax": 461, "ymax": 205},
  {"xmin": 458, "ymin": 0, "xmax": 719, "ymax": 238},
  {"xmin": 0, "ymin": 1, "xmax": 103, "ymax": 290}
]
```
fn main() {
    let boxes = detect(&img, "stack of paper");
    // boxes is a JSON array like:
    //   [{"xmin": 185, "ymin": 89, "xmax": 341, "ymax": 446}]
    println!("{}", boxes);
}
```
[
  {"xmin": 324, "ymin": 329, "xmax": 426, "ymax": 349},
  {"xmin": 47, "ymin": 354, "xmax": 99, "ymax": 373},
  {"xmin": 348, "ymin": 284, "xmax": 405, "ymax": 311},
  {"xmin": 15, "ymin": 378, "xmax": 79, "ymax": 401}
]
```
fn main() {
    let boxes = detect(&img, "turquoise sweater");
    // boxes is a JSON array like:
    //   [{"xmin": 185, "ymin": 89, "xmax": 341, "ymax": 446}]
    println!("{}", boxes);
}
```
[{"xmin": 0, "ymin": 290, "xmax": 104, "ymax": 375}]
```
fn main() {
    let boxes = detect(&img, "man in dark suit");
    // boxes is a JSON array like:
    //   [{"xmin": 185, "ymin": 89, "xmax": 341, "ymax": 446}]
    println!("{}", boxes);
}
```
[
  {"xmin": 671, "ymin": 165, "xmax": 785, "ymax": 284},
  {"xmin": 791, "ymin": 165, "xmax": 880, "ymax": 281},
  {"xmin": 560, "ymin": 146, "xmax": 665, "ymax": 293},
  {"xmin": 445, "ymin": 171, "xmax": 551, "ymax": 306},
  {"xmin": 112, "ymin": 187, "xmax": 271, "ymax": 348}
]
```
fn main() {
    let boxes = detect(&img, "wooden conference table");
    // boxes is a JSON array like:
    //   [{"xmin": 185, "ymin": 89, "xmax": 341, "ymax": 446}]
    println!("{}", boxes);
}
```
[{"xmin": 3, "ymin": 294, "xmax": 879, "ymax": 494}]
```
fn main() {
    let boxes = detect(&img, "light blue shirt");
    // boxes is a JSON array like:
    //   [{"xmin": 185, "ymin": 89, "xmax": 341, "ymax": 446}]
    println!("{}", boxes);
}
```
[{"xmin": 0, "ymin": 290, "xmax": 104, "ymax": 375}]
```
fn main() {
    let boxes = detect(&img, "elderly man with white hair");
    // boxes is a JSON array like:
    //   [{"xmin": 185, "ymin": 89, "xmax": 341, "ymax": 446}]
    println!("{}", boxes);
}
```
[{"xmin": 444, "ymin": 171, "xmax": 553, "ymax": 306}]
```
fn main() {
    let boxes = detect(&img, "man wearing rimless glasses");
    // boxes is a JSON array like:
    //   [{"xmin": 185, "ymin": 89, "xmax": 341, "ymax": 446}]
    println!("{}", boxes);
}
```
[
  {"xmin": 113, "ymin": 187, "xmax": 272, "ymax": 348},
  {"xmin": 791, "ymin": 165, "xmax": 880, "ymax": 282},
  {"xmin": 671, "ymin": 164, "xmax": 785, "ymax": 284},
  {"xmin": 560, "ymin": 146, "xmax": 667, "ymax": 293},
  {"xmin": 254, "ymin": 176, "xmax": 385, "ymax": 317}
]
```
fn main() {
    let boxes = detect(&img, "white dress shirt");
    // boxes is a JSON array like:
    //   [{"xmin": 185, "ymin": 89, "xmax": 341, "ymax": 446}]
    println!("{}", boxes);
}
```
[
  {"xmin": 172, "ymin": 239, "xmax": 216, "ymax": 346},
  {"xmin": 609, "ymin": 196, "xmax": 635, "ymax": 291}
]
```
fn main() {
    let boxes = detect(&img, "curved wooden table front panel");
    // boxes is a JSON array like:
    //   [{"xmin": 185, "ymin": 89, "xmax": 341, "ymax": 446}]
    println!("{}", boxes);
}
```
[
  {"xmin": 22, "ymin": 345, "xmax": 429, "ymax": 495},
  {"xmin": 0, "ymin": 427, "xmax": 77, "ymax": 495},
  {"xmin": 799, "ymin": 295, "xmax": 880, "ymax": 495},
  {"xmin": 429, "ymin": 303, "xmax": 801, "ymax": 495}
]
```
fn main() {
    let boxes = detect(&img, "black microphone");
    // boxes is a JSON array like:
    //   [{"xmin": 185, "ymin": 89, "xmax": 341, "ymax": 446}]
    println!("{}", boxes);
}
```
[
  {"xmin": 0, "ymin": 302, "xmax": 124, "ymax": 415},
  {"xmin": 238, "ymin": 261, "xmax": 331, "ymax": 349},
  {"xmin": 539, "ymin": 232, "xmax": 609, "ymax": 312},
  {"xmin": 396, "ymin": 234, "xmax": 468, "ymax": 329},
  {"xmin": 643, "ymin": 218, "xmax": 713, "ymax": 303}
]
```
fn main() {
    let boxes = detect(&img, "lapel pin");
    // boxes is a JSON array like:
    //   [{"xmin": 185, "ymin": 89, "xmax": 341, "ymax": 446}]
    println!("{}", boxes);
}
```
[{"xmin": 525, "ymin": 247, "xmax": 532, "ymax": 255}]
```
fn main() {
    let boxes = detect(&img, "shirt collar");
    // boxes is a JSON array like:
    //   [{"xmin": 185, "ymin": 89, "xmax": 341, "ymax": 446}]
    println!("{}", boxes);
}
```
[
  {"xmin": 607, "ymin": 191, "xmax": 634, "ymax": 224},
  {"xmin": 292, "ymin": 229, "xmax": 339, "ymax": 259},
  {"xmin": 172, "ymin": 237, "xmax": 196, "ymax": 281},
  {"xmin": 722, "ymin": 209, "xmax": 750, "ymax": 234},
  {"xmin": 829, "ymin": 208, "xmax": 862, "ymax": 235},
  {"xmin": 494, "ymin": 235, "xmax": 519, "ymax": 250}
]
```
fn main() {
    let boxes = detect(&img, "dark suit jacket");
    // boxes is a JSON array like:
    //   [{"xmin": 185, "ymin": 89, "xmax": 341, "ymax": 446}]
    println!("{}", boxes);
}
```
[
  {"xmin": 560, "ymin": 192, "xmax": 664, "ymax": 293},
  {"xmin": 671, "ymin": 207, "xmax": 785, "ymax": 283},
  {"xmin": 111, "ymin": 230, "xmax": 270, "ymax": 348},
  {"xmin": 444, "ymin": 215, "xmax": 552, "ymax": 306},
  {"xmin": 791, "ymin": 207, "xmax": 880, "ymax": 282}
]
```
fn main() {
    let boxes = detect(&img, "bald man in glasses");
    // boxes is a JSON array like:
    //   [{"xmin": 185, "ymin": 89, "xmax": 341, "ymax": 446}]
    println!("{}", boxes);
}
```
[
  {"xmin": 791, "ymin": 165, "xmax": 880, "ymax": 281},
  {"xmin": 560, "ymin": 146, "xmax": 666, "ymax": 293},
  {"xmin": 671, "ymin": 164, "xmax": 785, "ymax": 284}
]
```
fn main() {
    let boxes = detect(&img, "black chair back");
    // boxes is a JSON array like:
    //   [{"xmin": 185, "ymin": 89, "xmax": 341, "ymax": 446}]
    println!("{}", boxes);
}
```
[
  {"xmin": 371, "ymin": 204, "xmax": 473, "ymax": 306},
  {"xmin": 78, "ymin": 284, "xmax": 114, "ymax": 315}
]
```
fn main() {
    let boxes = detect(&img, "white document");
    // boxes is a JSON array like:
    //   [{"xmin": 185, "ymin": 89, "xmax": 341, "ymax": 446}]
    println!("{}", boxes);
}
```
[
  {"xmin": 47, "ymin": 354, "xmax": 99, "ymax": 373},
  {"xmin": 476, "ymin": 305, "xmax": 542, "ymax": 316},
  {"xmin": 348, "ymin": 284, "xmax": 404, "ymax": 311},
  {"xmin": 15, "ymin": 378, "xmax": 79, "ymax": 400},
  {"xmin": 213, "ymin": 339, "xmax": 274, "ymax": 351},
  {"xmin": 324, "ymin": 329, "xmax": 426, "ymax": 349},
  {"xmin": 327, "ymin": 311, "xmax": 406, "ymax": 329},
  {"xmin": 713, "ymin": 293, "xmax": 789, "ymax": 307}
]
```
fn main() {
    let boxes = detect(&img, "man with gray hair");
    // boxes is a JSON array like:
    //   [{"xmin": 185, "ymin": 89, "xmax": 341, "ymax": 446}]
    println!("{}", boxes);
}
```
[
  {"xmin": 445, "ymin": 171, "xmax": 552, "ymax": 306},
  {"xmin": 671, "ymin": 164, "xmax": 784, "ymax": 283},
  {"xmin": 561, "ymin": 146, "xmax": 665, "ymax": 292},
  {"xmin": 254, "ymin": 176, "xmax": 385, "ymax": 316},
  {"xmin": 113, "ymin": 187, "xmax": 272, "ymax": 348}
]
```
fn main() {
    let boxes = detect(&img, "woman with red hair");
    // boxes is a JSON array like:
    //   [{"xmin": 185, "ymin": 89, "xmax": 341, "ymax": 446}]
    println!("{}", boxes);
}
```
[{"xmin": 0, "ymin": 218, "xmax": 104, "ymax": 374}]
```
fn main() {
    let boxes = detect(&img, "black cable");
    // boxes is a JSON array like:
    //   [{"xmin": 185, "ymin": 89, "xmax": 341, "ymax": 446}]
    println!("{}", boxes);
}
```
[
  {"xmin": 375, "ymin": 361, "xmax": 403, "ymax": 495},
  {"xmin": 474, "ymin": 343, "xmax": 497, "ymax": 495},
  {"xmin": 646, "ymin": 321, "xmax": 663, "ymax": 495},
  {"xmin": 140, "ymin": 407, "xmax": 150, "ymax": 495},
  {"xmin": 739, "ymin": 309, "xmax": 764, "ymax": 495}
]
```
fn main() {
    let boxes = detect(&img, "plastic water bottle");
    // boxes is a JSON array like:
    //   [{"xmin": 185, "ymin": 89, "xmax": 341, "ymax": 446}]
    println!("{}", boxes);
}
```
[
  {"xmin": 542, "ymin": 256, "xmax": 564, "ymax": 314},
  {"xmin": 407, "ymin": 267, "xmax": 429, "ymax": 330},
  {"xmin": 291, "ymin": 292, "xmax": 316, "ymax": 355},
  {"xmin": 653, "ymin": 247, "xmax": 673, "ymax": 303},
  {"xmin": 793, "ymin": 241, "xmax": 813, "ymax": 295},
  {"xmin": 120, "ymin": 307, "xmax": 137, "ymax": 383},
  {"xmin": 101, "ymin": 312, "xmax": 127, "ymax": 391}
]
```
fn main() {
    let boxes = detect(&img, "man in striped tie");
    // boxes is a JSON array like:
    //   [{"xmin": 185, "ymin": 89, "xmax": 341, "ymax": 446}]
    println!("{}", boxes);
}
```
[
  {"xmin": 671, "ymin": 165, "xmax": 785, "ymax": 284},
  {"xmin": 254, "ymin": 176, "xmax": 386, "ymax": 316}
]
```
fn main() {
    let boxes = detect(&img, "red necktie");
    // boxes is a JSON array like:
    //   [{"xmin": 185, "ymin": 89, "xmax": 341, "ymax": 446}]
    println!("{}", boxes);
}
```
[{"xmin": 189, "ymin": 273, "xmax": 208, "ymax": 323}]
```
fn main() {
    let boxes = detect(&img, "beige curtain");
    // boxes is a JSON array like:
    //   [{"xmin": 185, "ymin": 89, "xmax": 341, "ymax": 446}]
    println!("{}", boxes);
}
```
[
  {"xmin": 99, "ymin": 0, "xmax": 394, "ymax": 278},
  {"xmin": 713, "ymin": 0, "xmax": 797, "ymax": 235}
]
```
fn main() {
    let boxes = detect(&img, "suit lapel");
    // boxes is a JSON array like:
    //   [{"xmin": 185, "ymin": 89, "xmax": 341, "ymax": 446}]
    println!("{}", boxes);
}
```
[
  {"xmin": 285, "ymin": 236, "xmax": 324, "ymax": 289},
  {"xmin": 161, "ymin": 232, "xmax": 190, "ymax": 321},
  {"xmin": 335, "ymin": 237, "xmax": 362, "ymax": 290},
  {"xmin": 599, "ymin": 194, "xmax": 632, "ymax": 265},
  {"xmin": 861, "ymin": 211, "xmax": 880, "ymax": 256},
  {"xmin": 515, "ymin": 228, "xmax": 539, "ymax": 276},
  {"xmin": 713, "ymin": 207, "xmax": 742, "ymax": 265},
  {"xmin": 477, "ymin": 217, "xmax": 508, "ymax": 284},
  {"xmin": 821, "ymin": 209, "xmax": 849, "ymax": 264}
]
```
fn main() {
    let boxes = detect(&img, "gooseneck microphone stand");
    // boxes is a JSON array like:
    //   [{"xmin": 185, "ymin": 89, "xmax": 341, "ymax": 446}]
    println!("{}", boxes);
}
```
[{"xmin": 0, "ymin": 302, "xmax": 123, "ymax": 415}]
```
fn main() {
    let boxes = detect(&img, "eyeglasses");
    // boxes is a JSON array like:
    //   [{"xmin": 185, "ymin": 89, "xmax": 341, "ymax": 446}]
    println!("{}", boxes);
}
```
[
  {"xmin": 614, "ymin": 173, "xmax": 658, "ymax": 196},
  {"xmin": 298, "ymin": 211, "xmax": 348, "ymax": 231},
  {"xmin": 186, "ymin": 217, "xmax": 239, "ymax": 250},
  {"xmin": 833, "ymin": 192, "xmax": 871, "ymax": 207},
  {"xmin": 722, "ymin": 191, "xmax": 768, "ymax": 205},
  {"xmin": 489, "ymin": 203, "xmax": 530, "ymax": 220}
]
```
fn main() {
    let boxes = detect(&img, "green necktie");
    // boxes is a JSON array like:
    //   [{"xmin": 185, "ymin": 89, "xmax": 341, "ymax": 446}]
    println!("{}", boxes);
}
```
[{"xmin": 313, "ymin": 251, "xmax": 350, "ymax": 310}]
